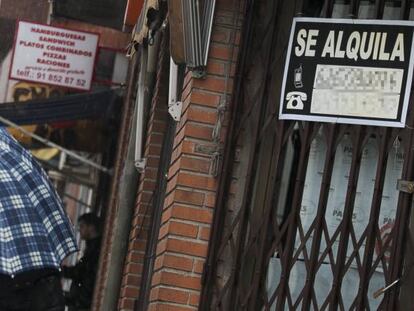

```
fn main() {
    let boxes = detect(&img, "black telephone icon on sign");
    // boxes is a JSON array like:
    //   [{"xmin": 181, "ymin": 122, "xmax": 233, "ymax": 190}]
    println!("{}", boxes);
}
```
[{"xmin": 286, "ymin": 91, "xmax": 307, "ymax": 110}]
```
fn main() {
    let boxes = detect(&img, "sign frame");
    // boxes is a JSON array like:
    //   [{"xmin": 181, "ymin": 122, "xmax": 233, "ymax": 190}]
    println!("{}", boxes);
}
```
[
  {"xmin": 9, "ymin": 20, "xmax": 100, "ymax": 92},
  {"xmin": 279, "ymin": 17, "xmax": 414, "ymax": 128}
]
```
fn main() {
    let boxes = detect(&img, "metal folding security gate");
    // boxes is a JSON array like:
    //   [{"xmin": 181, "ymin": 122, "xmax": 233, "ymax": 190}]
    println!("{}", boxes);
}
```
[{"xmin": 201, "ymin": 0, "xmax": 414, "ymax": 310}]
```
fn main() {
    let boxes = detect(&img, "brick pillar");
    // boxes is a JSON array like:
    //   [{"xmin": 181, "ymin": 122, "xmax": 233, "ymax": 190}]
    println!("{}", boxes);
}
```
[
  {"xmin": 118, "ymin": 32, "xmax": 171, "ymax": 310},
  {"xmin": 148, "ymin": 0, "xmax": 244, "ymax": 309}
]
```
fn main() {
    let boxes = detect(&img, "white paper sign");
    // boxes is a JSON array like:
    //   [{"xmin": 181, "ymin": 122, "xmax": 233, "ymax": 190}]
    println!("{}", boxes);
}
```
[
  {"xmin": 280, "ymin": 18, "xmax": 414, "ymax": 127},
  {"xmin": 9, "ymin": 21, "xmax": 99, "ymax": 91}
]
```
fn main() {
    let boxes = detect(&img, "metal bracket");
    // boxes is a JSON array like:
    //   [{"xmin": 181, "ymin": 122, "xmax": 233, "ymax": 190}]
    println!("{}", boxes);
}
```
[
  {"xmin": 195, "ymin": 143, "xmax": 222, "ymax": 155},
  {"xmin": 211, "ymin": 151, "xmax": 222, "ymax": 177},
  {"xmin": 168, "ymin": 101, "xmax": 182, "ymax": 121},
  {"xmin": 58, "ymin": 151, "xmax": 67, "ymax": 170},
  {"xmin": 373, "ymin": 279, "xmax": 400, "ymax": 298},
  {"xmin": 397, "ymin": 179, "xmax": 414, "ymax": 193},
  {"xmin": 191, "ymin": 67, "xmax": 206, "ymax": 79},
  {"xmin": 194, "ymin": 143, "xmax": 223, "ymax": 177},
  {"xmin": 135, "ymin": 158, "xmax": 147, "ymax": 173}
]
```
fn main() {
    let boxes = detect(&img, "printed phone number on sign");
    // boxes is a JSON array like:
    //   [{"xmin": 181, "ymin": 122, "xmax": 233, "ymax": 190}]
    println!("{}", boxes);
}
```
[{"xmin": 15, "ymin": 69, "xmax": 87, "ymax": 87}]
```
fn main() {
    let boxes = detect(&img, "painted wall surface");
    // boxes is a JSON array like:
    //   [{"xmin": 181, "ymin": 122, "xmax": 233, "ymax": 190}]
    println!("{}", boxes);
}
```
[
  {"xmin": 0, "ymin": 0, "xmax": 49, "ymax": 22},
  {"xmin": 0, "ymin": 51, "xmax": 11, "ymax": 103}
]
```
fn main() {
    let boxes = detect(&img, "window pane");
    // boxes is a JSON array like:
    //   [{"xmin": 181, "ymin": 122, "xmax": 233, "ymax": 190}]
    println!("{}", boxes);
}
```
[
  {"xmin": 368, "ymin": 137, "xmax": 404, "ymax": 309},
  {"xmin": 289, "ymin": 130, "xmax": 327, "ymax": 306},
  {"xmin": 341, "ymin": 136, "xmax": 379, "ymax": 309},
  {"xmin": 316, "ymin": 133, "xmax": 353, "ymax": 308}
]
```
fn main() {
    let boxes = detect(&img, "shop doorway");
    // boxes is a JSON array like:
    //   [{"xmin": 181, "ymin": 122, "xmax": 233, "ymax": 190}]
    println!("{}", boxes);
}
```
[{"xmin": 201, "ymin": 0, "xmax": 414, "ymax": 310}]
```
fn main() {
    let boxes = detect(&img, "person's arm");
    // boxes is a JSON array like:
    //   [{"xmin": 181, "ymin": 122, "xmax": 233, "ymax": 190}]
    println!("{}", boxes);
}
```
[{"xmin": 61, "ymin": 257, "xmax": 87, "ymax": 280}]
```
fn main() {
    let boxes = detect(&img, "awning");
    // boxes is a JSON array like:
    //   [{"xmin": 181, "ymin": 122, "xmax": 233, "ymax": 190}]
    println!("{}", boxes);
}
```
[
  {"xmin": 168, "ymin": 0, "xmax": 216, "ymax": 68},
  {"xmin": 133, "ymin": 0, "xmax": 158, "ymax": 44},
  {"xmin": 126, "ymin": 0, "xmax": 159, "ymax": 57},
  {"xmin": 0, "ymin": 90, "xmax": 119, "ymax": 126},
  {"xmin": 124, "ymin": 0, "xmax": 146, "ymax": 27}
]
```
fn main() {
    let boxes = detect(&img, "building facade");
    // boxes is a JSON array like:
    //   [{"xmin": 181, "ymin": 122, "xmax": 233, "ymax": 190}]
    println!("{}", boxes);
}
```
[{"xmin": 93, "ymin": 0, "xmax": 414, "ymax": 310}]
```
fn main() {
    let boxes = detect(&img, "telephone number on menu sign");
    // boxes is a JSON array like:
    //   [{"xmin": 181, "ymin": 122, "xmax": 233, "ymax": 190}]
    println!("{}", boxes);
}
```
[{"xmin": 15, "ymin": 69, "xmax": 87, "ymax": 88}]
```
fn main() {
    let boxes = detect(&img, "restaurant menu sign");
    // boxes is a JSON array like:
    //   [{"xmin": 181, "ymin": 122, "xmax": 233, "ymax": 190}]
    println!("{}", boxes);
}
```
[
  {"xmin": 9, "ymin": 21, "xmax": 99, "ymax": 91},
  {"xmin": 280, "ymin": 18, "xmax": 414, "ymax": 127}
]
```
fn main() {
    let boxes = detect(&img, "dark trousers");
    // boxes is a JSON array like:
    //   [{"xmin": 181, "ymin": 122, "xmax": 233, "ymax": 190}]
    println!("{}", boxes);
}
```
[{"xmin": 0, "ymin": 274, "xmax": 64, "ymax": 311}]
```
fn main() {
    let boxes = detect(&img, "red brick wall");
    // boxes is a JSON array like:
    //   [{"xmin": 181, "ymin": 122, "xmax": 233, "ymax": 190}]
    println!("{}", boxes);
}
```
[
  {"xmin": 115, "ymin": 0, "xmax": 245, "ymax": 309},
  {"xmin": 147, "ymin": 0, "xmax": 244, "ymax": 309},
  {"xmin": 118, "ymin": 31, "xmax": 171, "ymax": 310}
]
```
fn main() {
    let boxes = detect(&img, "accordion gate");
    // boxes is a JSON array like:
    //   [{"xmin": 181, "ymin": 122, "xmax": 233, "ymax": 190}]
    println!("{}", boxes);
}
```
[{"xmin": 201, "ymin": 0, "xmax": 414, "ymax": 310}]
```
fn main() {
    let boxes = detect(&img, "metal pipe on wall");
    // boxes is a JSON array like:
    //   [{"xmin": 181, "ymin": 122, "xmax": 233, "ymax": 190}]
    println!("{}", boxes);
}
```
[
  {"xmin": 99, "ymin": 34, "xmax": 160, "ymax": 309},
  {"xmin": 134, "ymin": 33, "xmax": 161, "ymax": 172},
  {"xmin": 134, "ymin": 48, "xmax": 149, "ymax": 172}
]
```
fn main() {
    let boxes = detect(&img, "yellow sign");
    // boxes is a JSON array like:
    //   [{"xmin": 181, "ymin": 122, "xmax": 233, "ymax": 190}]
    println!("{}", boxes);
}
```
[{"xmin": 7, "ymin": 81, "xmax": 65, "ymax": 145}]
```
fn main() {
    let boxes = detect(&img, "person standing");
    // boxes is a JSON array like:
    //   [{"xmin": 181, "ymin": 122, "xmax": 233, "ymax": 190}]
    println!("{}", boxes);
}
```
[
  {"xmin": 0, "ymin": 269, "xmax": 66, "ymax": 311},
  {"xmin": 62, "ymin": 213, "xmax": 102, "ymax": 311}
]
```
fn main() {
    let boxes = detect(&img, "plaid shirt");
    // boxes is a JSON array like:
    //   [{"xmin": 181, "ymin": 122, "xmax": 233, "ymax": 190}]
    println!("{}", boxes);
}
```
[{"xmin": 0, "ymin": 127, "xmax": 77, "ymax": 275}]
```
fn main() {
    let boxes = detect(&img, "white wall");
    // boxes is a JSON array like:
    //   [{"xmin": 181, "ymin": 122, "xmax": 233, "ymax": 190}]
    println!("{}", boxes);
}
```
[{"xmin": 111, "ymin": 52, "xmax": 128, "ymax": 86}]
